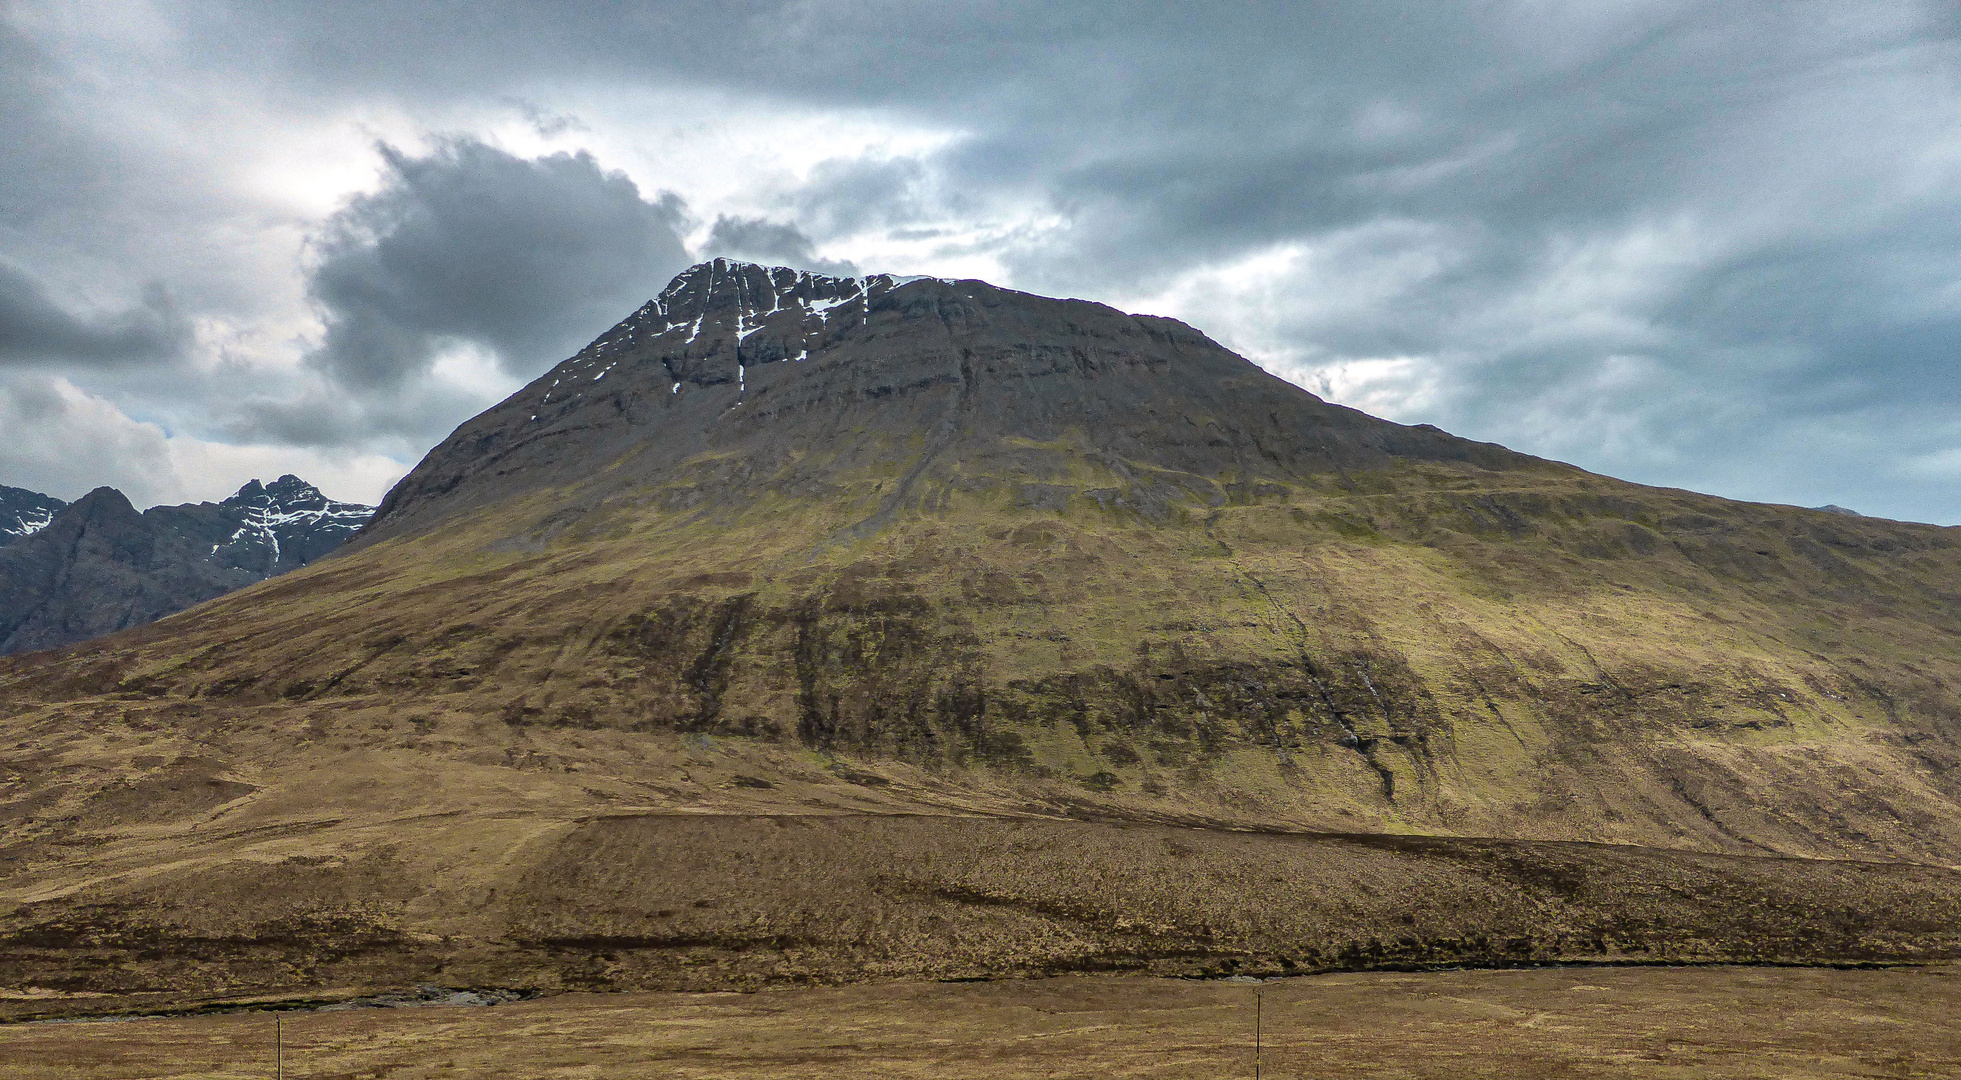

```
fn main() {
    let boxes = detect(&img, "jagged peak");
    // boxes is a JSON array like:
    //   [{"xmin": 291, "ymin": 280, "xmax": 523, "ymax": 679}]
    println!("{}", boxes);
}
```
[
  {"xmin": 645, "ymin": 259, "xmax": 904, "ymax": 320},
  {"xmin": 560, "ymin": 259, "xmax": 938, "ymax": 384},
  {"xmin": 219, "ymin": 475, "xmax": 369, "ymax": 519},
  {"xmin": 264, "ymin": 474, "xmax": 325, "ymax": 502},
  {"xmin": 657, "ymin": 258, "xmax": 906, "ymax": 297},
  {"xmin": 223, "ymin": 475, "xmax": 318, "ymax": 506}
]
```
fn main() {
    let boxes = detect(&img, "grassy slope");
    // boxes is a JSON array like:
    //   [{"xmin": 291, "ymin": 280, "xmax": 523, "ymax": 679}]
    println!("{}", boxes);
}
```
[
  {"xmin": 10, "ymin": 451, "xmax": 1961, "ymax": 853},
  {"xmin": 3, "ymin": 450, "xmax": 1960, "ymax": 1010}
]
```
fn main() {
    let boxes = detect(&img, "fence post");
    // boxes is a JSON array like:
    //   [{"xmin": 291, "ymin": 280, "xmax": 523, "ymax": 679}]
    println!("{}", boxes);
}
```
[{"xmin": 1255, "ymin": 989, "xmax": 1262, "ymax": 1080}]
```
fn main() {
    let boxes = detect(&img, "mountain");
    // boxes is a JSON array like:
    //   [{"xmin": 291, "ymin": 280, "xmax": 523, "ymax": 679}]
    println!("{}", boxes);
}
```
[
  {"xmin": 0, "ymin": 475, "xmax": 372, "ymax": 656},
  {"xmin": 211, "ymin": 473, "xmax": 377, "ymax": 574},
  {"xmin": 2, "ymin": 261, "xmax": 1960, "ymax": 1017},
  {"xmin": 0, "ymin": 484, "xmax": 64, "ymax": 544},
  {"xmin": 360, "ymin": 261, "xmax": 1527, "ymax": 543}
]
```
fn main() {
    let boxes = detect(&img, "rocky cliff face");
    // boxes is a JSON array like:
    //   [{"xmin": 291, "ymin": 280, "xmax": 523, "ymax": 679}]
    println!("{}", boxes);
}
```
[
  {"xmin": 0, "ymin": 476, "xmax": 371, "ymax": 655},
  {"xmin": 202, "ymin": 474, "xmax": 375, "ymax": 576},
  {"xmin": 362, "ymin": 260, "xmax": 1530, "ymax": 543},
  {"xmin": 0, "ymin": 485, "xmax": 64, "ymax": 544}
]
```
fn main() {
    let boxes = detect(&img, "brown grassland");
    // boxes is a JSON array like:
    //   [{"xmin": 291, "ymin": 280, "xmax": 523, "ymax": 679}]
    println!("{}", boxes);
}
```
[{"xmin": 4, "ymin": 966, "xmax": 1959, "ymax": 1078}]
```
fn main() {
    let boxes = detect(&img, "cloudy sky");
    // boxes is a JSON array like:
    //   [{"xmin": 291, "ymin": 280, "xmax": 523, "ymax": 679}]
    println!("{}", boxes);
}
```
[{"xmin": 4, "ymin": 2, "xmax": 1960, "ymax": 523}]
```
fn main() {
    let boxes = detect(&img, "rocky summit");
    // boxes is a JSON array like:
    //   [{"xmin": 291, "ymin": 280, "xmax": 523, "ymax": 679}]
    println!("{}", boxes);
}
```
[
  {"xmin": 2, "ymin": 260, "xmax": 1960, "ymax": 1018},
  {"xmin": 366, "ymin": 260, "xmax": 1525, "ymax": 542},
  {"xmin": 0, "ymin": 475, "xmax": 372, "ymax": 656}
]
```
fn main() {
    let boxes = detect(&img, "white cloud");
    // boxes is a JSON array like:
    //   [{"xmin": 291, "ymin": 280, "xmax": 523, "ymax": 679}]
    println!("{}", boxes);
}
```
[
  {"xmin": 1903, "ymin": 446, "xmax": 1961, "ymax": 479},
  {"xmin": 1110, "ymin": 227, "xmax": 1461, "ymax": 411},
  {"xmin": 0, "ymin": 373, "xmax": 405, "ymax": 506},
  {"xmin": 483, "ymin": 87, "xmax": 965, "ymax": 236},
  {"xmin": 1292, "ymin": 357, "xmax": 1445, "ymax": 423}
]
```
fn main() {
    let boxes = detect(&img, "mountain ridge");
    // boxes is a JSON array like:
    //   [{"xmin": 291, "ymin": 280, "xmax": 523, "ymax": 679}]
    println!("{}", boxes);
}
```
[{"xmin": 0, "ymin": 474, "xmax": 373, "ymax": 655}]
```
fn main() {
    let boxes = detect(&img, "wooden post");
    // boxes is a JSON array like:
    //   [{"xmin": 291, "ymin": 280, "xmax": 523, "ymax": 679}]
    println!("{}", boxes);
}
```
[
  {"xmin": 276, "ymin": 1015, "xmax": 283, "ymax": 1080},
  {"xmin": 1254, "ymin": 989, "xmax": 1262, "ymax": 1080}
]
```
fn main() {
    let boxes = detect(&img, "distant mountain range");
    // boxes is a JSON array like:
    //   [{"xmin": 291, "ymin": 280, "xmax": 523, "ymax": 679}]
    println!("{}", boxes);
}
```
[{"xmin": 0, "ymin": 475, "xmax": 372, "ymax": 655}]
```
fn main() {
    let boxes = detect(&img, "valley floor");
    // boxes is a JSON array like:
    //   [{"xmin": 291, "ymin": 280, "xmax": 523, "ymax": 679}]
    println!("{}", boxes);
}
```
[{"xmin": 4, "ymin": 965, "xmax": 1958, "ymax": 1079}]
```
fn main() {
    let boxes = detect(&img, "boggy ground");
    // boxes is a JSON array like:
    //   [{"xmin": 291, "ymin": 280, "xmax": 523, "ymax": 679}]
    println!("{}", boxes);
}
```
[
  {"xmin": 5, "ymin": 806, "xmax": 1961, "ymax": 1023},
  {"xmin": 4, "ymin": 965, "xmax": 1958, "ymax": 1079}
]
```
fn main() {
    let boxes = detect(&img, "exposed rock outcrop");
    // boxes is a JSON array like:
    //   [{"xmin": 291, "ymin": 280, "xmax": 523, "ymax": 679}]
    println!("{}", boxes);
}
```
[{"xmin": 0, "ymin": 484, "xmax": 64, "ymax": 544}]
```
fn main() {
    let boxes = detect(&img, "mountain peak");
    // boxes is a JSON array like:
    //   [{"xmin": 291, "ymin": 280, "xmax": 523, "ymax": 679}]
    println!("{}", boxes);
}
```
[
  {"xmin": 220, "ymin": 475, "xmax": 337, "ymax": 514},
  {"xmin": 572, "ymin": 259, "xmax": 914, "ymax": 384},
  {"xmin": 224, "ymin": 479, "xmax": 267, "ymax": 504},
  {"xmin": 11, "ymin": 260, "xmax": 1961, "ymax": 1011},
  {"xmin": 362, "ymin": 263, "xmax": 1529, "ymax": 542},
  {"xmin": 72, "ymin": 485, "xmax": 138, "ymax": 515}
]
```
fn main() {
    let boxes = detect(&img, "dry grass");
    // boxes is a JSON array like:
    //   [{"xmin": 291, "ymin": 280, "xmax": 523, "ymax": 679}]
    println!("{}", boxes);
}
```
[
  {"xmin": 4, "ymin": 966, "xmax": 1958, "ymax": 1079},
  {"xmin": 3, "ymin": 808, "xmax": 1958, "ymax": 1022}
]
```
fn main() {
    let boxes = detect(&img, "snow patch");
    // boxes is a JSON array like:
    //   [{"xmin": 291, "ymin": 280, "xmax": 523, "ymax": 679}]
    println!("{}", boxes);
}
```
[
  {"xmin": 4, "ymin": 507, "xmax": 54, "ymax": 539},
  {"xmin": 805, "ymin": 295, "xmax": 849, "ymax": 321}
]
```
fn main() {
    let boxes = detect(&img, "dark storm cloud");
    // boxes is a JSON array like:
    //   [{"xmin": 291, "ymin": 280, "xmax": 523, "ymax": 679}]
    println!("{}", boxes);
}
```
[
  {"xmin": 228, "ymin": 370, "xmax": 512, "ymax": 453},
  {"xmin": 0, "ymin": 19, "xmax": 115, "ymax": 233},
  {"xmin": 202, "ymin": 2, "xmax": 1960, "ymax": 280},
  {"xmin": 307, "ymin": 137, "xmax": 693, "ymax": 391},
  {"xmin": 701, "ymin": 217, "xmax": 858, "ymax": 278},
  {"xmin": 0, "ymin": 263, "xmax": 189, "ymax": 366}
]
